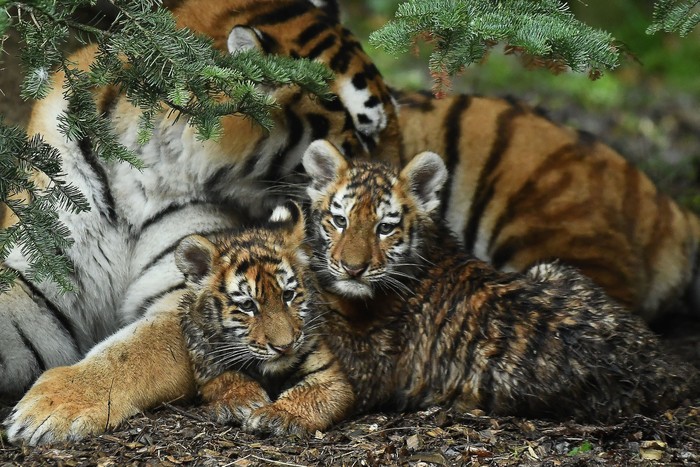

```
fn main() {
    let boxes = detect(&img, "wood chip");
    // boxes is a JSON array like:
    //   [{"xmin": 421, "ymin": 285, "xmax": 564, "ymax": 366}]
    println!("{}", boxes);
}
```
[{"xmin": 406, "ymin": 434, "xmax": 421, "ymax": 450}]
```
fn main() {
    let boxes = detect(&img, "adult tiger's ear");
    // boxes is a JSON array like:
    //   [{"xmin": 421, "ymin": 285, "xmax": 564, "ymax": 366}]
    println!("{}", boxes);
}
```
[
  {"xmin": 227, "ymin": 26, "xmax": 262, "ymax": 53},
  {"xmin": 303, "ymin": 139, "xmax": 348, "ymax": 200},
  {"xmin": 269, "ymin": 201, "xmax": 306, "ymax": 250},
  {"xmin": 308, "ymin": 0, "xmax": 340, "ymax": 21},
  {"xmin": 400, "ymin": 151, "xmax": 447, "ymax": 214},
  {"xmin": 176, "ymin": 235, "xmax": 218, "ymax": 284}
]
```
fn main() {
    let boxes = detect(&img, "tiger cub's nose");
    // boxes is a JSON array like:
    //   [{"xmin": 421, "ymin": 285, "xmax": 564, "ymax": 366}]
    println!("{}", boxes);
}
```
[{"xmin": 342, "ymin": 262, "xmax": 368, "ymax": 278}]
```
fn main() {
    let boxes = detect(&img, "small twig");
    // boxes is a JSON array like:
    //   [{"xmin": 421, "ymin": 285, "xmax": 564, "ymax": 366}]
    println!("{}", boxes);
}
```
[
  {"xmin": 160, "ymin": 402, "xmax": 211, "ymax": 424},
  {"xmin": 352, "ymin": 425, "xmax": 422, "ymax": 439},
  {"xmin": 249, "ymin": 455, "xmax": 309, "ymax": 467}
]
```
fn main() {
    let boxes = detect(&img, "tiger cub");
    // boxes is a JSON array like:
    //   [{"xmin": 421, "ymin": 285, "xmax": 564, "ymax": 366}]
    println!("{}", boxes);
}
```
[
  {"xmin": 393, "ymin": 90, "xmax": 700, "ymax": 322},
  {"xmin": 302, "ymin": 139, "xmax": 697, "ymax": 421},
  {"xmin": 175, "ymin": 206, "xmax": 354, "ymax": 435}
]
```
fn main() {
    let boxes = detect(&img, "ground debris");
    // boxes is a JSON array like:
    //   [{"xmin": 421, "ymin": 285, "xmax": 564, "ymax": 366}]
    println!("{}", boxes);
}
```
[{"xmin": 0, "ymin": 402, "xmax": 698, "ymax": 466}]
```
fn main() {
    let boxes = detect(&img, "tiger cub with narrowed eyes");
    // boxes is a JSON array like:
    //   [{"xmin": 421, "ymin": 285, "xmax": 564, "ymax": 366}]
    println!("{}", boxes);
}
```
[
  {"xmin": 175, "ymin": 205, "xmax": 354, "ymax": 436},
  {"xmin": 302, "ymin": 139, "xmax": 697, "ymax": 422}
]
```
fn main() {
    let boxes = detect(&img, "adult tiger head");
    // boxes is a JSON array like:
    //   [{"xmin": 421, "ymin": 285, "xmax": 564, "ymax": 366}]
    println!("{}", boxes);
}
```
[
  {"xmin": 303, "ymin": 139, "xmax": 446, "ymax": 299},
  {"xmin": 176, "ymin": 201, "xmax": 316, "ymax": 380},
  {"xmin": 174, "ymin": 0, "xmax": 401, "ymax": 163}
]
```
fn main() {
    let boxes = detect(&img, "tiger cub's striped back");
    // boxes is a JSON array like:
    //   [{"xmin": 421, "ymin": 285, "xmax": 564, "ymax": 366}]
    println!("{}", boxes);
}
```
[
  {"xmin": 176, "ymin": 203, "xmax": 354, "ymax": 435},
  {"xmin": 393, "ymin": 90, "xmax": 700, "ymax": 321},
  {"xmin": 303, "ymin": 139, "xmax": 696, "ymax": 421}
]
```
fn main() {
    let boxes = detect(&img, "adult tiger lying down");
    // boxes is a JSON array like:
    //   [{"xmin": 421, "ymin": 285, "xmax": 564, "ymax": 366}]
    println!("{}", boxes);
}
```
[
  {"xmin": 0, "ymin": 0, "xmax": 398, "ymax": 406},
  {"xmin": 6, "ymin": 143, "xmax": 695, "ymax": 444}
]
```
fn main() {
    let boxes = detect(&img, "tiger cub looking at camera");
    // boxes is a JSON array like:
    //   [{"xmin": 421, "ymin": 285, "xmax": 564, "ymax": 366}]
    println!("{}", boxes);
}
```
[
  {"xmin": 175, "ymin": 206, "xmax": 353, "ymax": 436},
  {"xmin": 302, "ymin": 140, "xmax": 696, "ymax": 422}
]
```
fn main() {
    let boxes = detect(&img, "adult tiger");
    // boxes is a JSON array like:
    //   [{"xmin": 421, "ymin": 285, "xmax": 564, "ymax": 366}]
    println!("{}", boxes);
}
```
[
  {"xmin": 0, "ymin": 0, "xmax": 398, "ymax": 406},
  {"xmin": 393, "ymin": 90, "xmax": 700, "ymax": 322}
]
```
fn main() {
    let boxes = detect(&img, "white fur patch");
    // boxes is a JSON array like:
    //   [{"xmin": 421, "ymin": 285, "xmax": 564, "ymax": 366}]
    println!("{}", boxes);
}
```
[
  {"xmin": 270, "ymin": 205, "xmax": 292, "ymax": 223},
  {"xmin": 332, "ymin": 279, "xmax": 373, "ymax": 299},
  {"xmin": 337, "ymin": 77, "xmax": 387, "ymax": 141}
]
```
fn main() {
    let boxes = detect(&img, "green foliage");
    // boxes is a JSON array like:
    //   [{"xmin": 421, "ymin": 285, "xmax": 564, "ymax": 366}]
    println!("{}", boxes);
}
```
[
  {"xmin": 647, "ymin": 0, "xmax": 700, "ymax": 36},
  {"xmin": 0, "ymin": 0, "xmax": 333, "ymax": 293},
  {"xmin": 0, "ymin": 120, "xmax": 89, "ymax": 293},
  {"xmin": 567, "ymin": 440, "xmax": 593, "ymax": 456},
  {"xmin": 369, "ymin": 0, "xmax": 620, "ymax": 91}
]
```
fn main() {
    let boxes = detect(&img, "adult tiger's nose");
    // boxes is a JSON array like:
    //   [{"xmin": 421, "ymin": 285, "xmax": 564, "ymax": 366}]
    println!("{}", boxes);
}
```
[{"xmin": 342, "ymin": 261, "xmax": 368, "ymax": 278}]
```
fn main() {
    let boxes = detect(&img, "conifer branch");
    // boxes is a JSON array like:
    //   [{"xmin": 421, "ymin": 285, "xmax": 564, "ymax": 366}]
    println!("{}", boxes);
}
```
[
  {"xmin": 0, "ymin": 0, "xmax": 333, "ymax": 293},
  {"xmin": 647, "ymin": 0, "xmax": 700, "ymax": 36},
  {"xmin": 370, "ymin": 0, "xmax": 620, "ymax": 93}
]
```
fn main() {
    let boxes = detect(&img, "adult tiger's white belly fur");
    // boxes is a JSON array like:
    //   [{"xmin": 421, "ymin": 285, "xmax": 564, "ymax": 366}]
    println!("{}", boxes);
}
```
[{"xmin": 2, "ymin": 67, "xmax": 250, "ymax": 397}]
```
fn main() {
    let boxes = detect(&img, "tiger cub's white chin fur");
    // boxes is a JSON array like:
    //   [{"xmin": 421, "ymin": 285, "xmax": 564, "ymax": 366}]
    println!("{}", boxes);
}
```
[
  {"xmin": 332, "ymin": 279, "xmax": 374, "ymax": 299},
  {"xmin": 259, "ymin": 352, "xmax": 303, "ymax": 376}
]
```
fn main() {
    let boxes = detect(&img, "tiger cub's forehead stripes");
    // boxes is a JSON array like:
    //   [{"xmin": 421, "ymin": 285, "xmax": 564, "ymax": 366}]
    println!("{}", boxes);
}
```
[
  {"xmin": 332, "ymin": 162, "xmax": 402, "ymax": 218},
  {"xmin": 218, "ymin": 233, "xmax": 299, "ymax": 299}
]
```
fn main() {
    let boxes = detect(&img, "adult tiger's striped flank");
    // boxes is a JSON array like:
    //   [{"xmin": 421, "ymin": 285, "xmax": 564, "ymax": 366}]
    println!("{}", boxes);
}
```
[
  {"xmin": 394, "ymin": 89, "xmax": 700, "ymax": 321},
  {"xmin": 3, "ymin": 0, "xmax": 397, "ymax": 444}
]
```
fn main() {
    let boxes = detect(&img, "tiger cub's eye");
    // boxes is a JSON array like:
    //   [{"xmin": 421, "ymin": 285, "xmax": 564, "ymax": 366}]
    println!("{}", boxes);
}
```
[
  {"xmin": 332, "ymin": 215, "xmax": 347, "ymax": 229},
  {"xmin": 239, "ymin": 300, "xmax": 256, "ymax": 314},
  {"xmin": 377, "ymin": 222, "xmax": 396, "ymax": 235},
  {"xmin": 283, "ymin": 290, "xmax": 296, "ymax": 302}
]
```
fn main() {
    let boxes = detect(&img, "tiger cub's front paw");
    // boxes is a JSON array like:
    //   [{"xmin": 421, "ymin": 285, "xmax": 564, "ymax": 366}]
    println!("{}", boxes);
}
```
[
  {"xmin": 243, "ymin": 404, "xmax": 318, "ymax": 437},
  {"xmin": 200, "ymin": 371, "xmax": 271, "ymax": 426},
  {"xmin": 4, "ymin": 365, "xmax": 132, "ymax": 445}
]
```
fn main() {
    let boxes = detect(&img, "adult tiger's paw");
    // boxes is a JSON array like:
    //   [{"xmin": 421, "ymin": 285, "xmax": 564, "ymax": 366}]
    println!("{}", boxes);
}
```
[
  {"xmin": 244, "ymin": 404, "xmax": 317, "ymax": 437},
  {"xmin": 4, "ymin": 365, "xmax": 132, "ymax": 445}
]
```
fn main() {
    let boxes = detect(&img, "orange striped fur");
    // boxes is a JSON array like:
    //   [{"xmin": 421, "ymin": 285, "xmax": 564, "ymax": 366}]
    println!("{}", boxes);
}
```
[{"xmin": 393, "ymin": 90, "xmax": 700, "ymax": 321}]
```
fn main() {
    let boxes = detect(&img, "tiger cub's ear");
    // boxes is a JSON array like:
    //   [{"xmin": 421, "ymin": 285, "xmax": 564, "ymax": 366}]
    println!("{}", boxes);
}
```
[
  {"xmin": 400, "ymin": 151, "xmax": 447, "ymax": 214},
  {"xmin": 227, "ymin": 26, "xmax": 262, "ymax": 54},
  {"xmin": 175, "ymin": 235, "xmax": 219, "ymax": 284},
  {"xmin": 269, "ymin": 201, "xmax": 307, "ymax": 250},
  {"xmin": 303, "ymin": 139, "xmax": 348, "ymax": 199}
]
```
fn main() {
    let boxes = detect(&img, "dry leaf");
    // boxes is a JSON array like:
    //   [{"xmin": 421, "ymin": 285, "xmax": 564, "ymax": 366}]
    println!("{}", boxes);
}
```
[
  {"xmin": 465, "ymin": 446, "xmax": 493, "ymax": 458},
  {"xmin": 96, "ymin": 457, "xmax": 115, "ymax": 467},
  {"xmin": 406, "ymin": 434, "xmax": 421, "ymax": 451},
  {"xmin": 640, "ymin": 440, "xmax": 666, "ymax": 461},
  {"xmin": 527, "ymin": 445, "xmax": 539, "ymax": 460}
]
